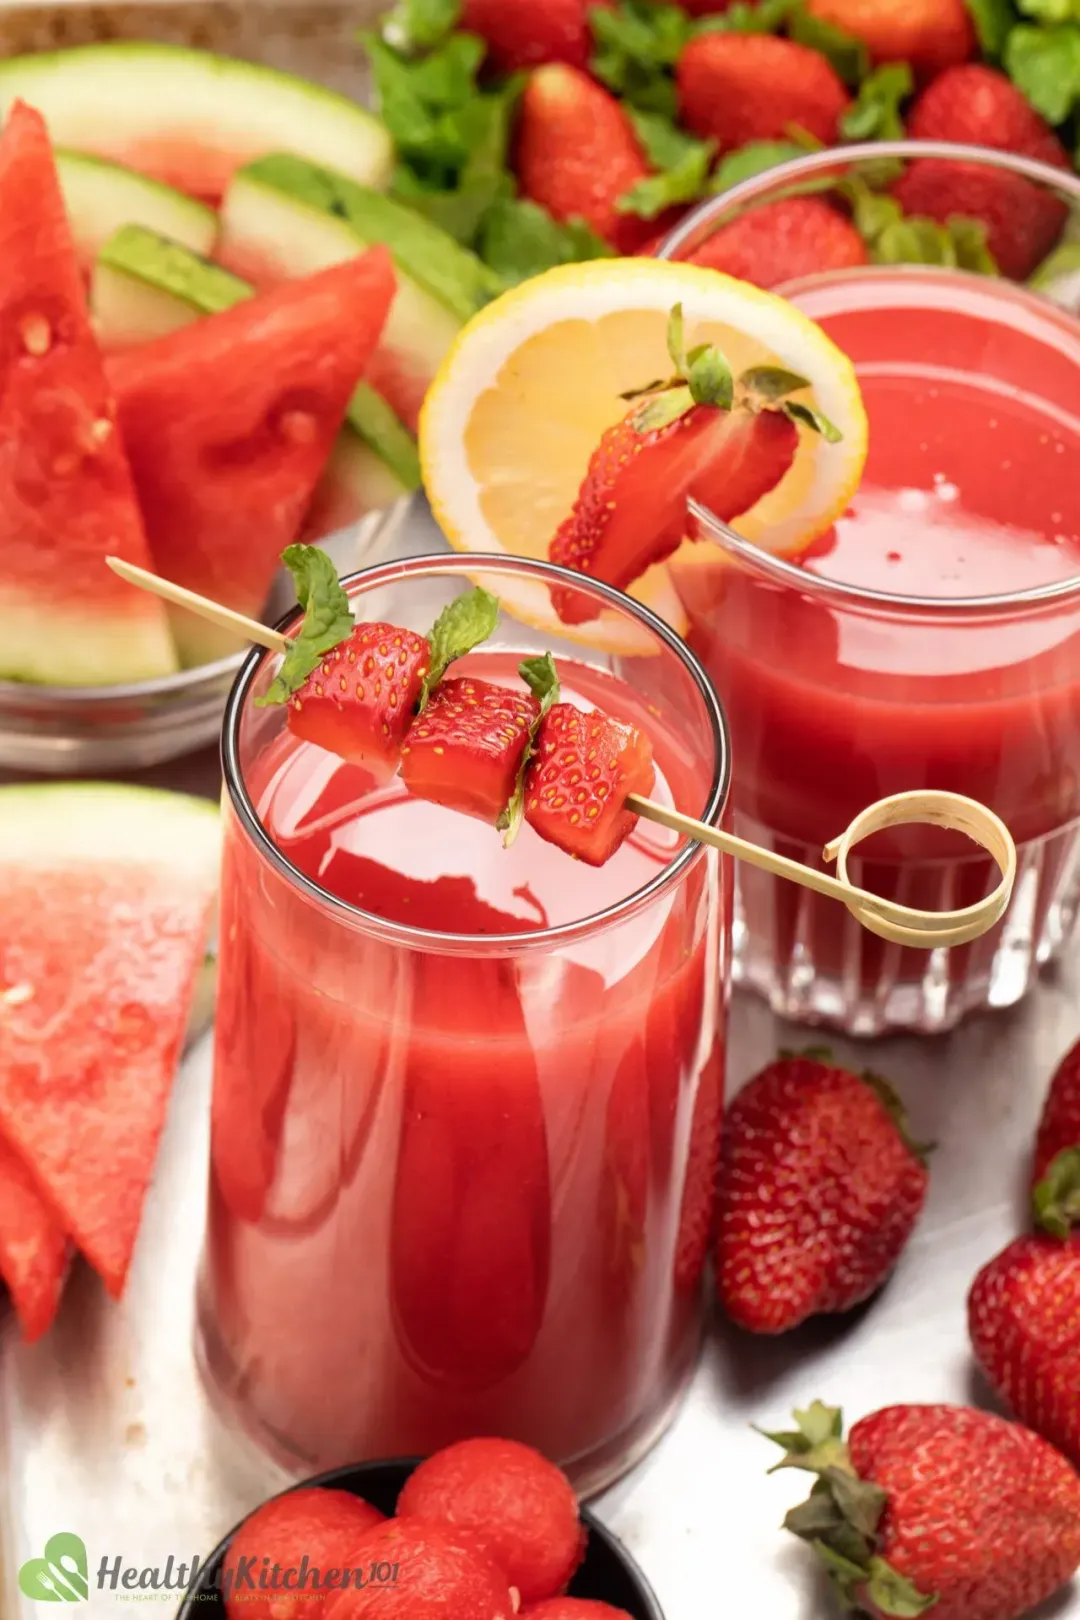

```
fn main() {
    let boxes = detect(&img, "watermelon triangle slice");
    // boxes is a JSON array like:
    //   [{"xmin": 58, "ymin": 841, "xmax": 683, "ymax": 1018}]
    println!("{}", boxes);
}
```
[
  {"xmin": 0, "ymin": 1137, "xmax": 67, "ymax": 1342},
  {"xmin": 0, "ymin": 102, "xmax": 177, "ymax": 686},
  {"xmin": 0, "ymin": 783, "xmax": 220, "ymax": 1298},
  {"xmin": 105, "ymin": 248, "xmax": 397, "ymax": 665}
]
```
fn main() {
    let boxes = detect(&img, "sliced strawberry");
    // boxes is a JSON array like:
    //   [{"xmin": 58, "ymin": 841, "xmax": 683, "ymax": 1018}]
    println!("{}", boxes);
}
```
[
  {"xmin": 400, "ymin": 676, "xmax": 539, "ymax": 823},
  {"xmin": 549, "ymin": 308, "xmax": 828, "ymax": 625},
  {"xmin": 287, "ymin": 620, "xmax": 430, "ymax": 783},
  {"xmin": 525, "ymin": 703, "xmax": 655, "ymax": 866}
]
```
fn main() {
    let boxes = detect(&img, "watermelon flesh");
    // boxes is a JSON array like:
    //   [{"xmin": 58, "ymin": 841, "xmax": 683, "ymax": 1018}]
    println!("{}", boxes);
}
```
[
  {"xmin": 105, "ymin": 248, "xmax": 397, "ymax": 665},
  {"xmin": 0, "ymin": 101, "xmax": 177, "ymax": 686},
  {"xmin": 0, "ymin": 783, "xmax": 220, "ymax": 1302},
  {"xmin": 0, "ymin": 1137, "xmax": 67, "ymax": 1342}
]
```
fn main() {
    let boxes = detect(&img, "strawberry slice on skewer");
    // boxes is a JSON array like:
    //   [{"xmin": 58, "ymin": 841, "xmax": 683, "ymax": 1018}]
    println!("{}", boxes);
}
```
[
  {"xmin": 400, "ymin": 677, "xmax": 540, "ymax": 823},
  {"xmin": 549, "ymin": 304, "xmax": 840, "ymax": 624},
  {"xmin": 257, "ymin": 546, "xmax": 499, "ymax": 782},
  {"xmin": 525, "ymin": 703, "xmax": 656, "ymax": 867}
]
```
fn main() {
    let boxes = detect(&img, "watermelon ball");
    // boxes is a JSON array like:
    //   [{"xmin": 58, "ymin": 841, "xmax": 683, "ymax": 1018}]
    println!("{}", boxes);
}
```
[
  {"xmin": 222, "ymin": 1487, "xmax": 383, "ymax": 1620},
  {"xmin": 323, "ymin": 1519, "xmax": 518, "ymax": 1618},
  {"xmin": 397, "ymin": 1437, "xmax": 584, "ymax": 1606},
  {"xmin": 524, "ymin": 1604, "xmax": 636, "ymax": 1619}
]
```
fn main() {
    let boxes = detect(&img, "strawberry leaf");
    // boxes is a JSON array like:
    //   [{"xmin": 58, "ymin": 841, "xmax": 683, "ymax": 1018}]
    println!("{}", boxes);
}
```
[
  {"xmin": 711, "ymin": 139, "xmax": 825, "ymax": 198},
  {"xmin": 479, "ymin": 199, "xmax": 613, "ymax": 288},
  {"xmin": 498, "ymin": 653, "xmax": 561, "ymax": 846},
  {"xmin": 1005, "ymin": 22, "xmax": 1080, "ymax": 125},
  {"xmin": 667, "ymin": 302, "xmax": 689, "ymax": 374},
  {"xmin": 255, "ymin": 545, "xmax": 355, "ymax": 707},
  {"xmin": 863, "ymin": 1557, "xmax": 940, "ymax": 1618},
  {"xmin": 691, "ymin": 0, "xmax": 793, "ymax": 34},
  {"xmin": 632, "ymin": 386, "xmax": 696, "ymax": 432},
  {"xmin": 860, "ymin": 1070, "xmax": 936, "ymax": 1163},
  {"xmin": 1032, "ymin": 1145, "xmax": 1080, "ymax": 1238},
  {"xmin": 419, "ymin": 587, "xmax": 500, "ymax": 711},
  {"xmin": 964, "ymin": 0, "xmax": 1016, "ymax": 57},
  {"xmin": 688, "ymin": 346, "xmax": 734, "ymax": 410},
  {"xmin": 739, "ymin": 365, "xmax": 812, "ymax": 402},
  {"xmin": 783, "ymin": 401, "xmax": 843, "ymax": 442},
  {"xmin": 618, "ymin": 133, "xmax": 717, "ymax": 220},
  {"xmin": 841, "ymin": 62, "xmax": 914, "ymax": 141},
  {"xmin": 825, "ymin": 1466, "xmax": 887, "ymax": 1539}
]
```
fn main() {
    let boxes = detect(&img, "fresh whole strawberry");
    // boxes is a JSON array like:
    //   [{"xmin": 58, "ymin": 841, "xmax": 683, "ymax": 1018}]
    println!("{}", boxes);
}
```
[
  {"xmin": 1034, "ymin": 1034, "xmax": 1080, "ymax": 1195},
  {"xmin": 525, "ymin": 702, "xmax": 655, "ymax": 866},
  {"xmin": 716, "ymin": 1051, "xmax": 929, "ymax": 1334},
  {"xmin": 461, "ymin": 0, "xmax": 609, "ymax": 72},
  {"xmin": 767, "ymin": 1400, "xmax": 1080, "ymax": 1620},
  {"xmin": 400, "ymin": 676, "xmax": 539, "ymax": 823},
  {"xmin": 684, "ymin": 196, "xmax": 869, "ymax": 291},
  {"xmin": 806, "ymin": 0, "xmax": 975, "ymax": 82},
  {"xmin": 548, "ymin": 305, "xmax": 838, "ymax": 620},
  {"xmin": 896, "ymin": 65, "xmax": 1070, "ymax": 280},
  {"xmin": 516, "ymin": 65, "xmax": 653, "ymax": 253},
  {"xmin": 677, "ymin": 33, "xmax": 849, "ymax": 154}
]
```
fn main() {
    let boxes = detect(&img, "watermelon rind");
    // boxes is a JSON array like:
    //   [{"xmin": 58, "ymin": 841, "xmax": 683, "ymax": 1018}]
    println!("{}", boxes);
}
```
[
  {"xmin": 0, "ymin": 597, "xmax": 180, "ymax": 689},
  {"xmin": 0, "ymin": 42, "xmax": 393, "ymax": 197},
  {"xmin": 56, "ymin": 149, "xmax": 217, "ymax": 271},
  {"xmin": 93, "ymin": 224, "xmax": 420, "ymax": 495},
  {"xmin": 0, "ymin": 781, "xmax": 220, "ymax": 879}
]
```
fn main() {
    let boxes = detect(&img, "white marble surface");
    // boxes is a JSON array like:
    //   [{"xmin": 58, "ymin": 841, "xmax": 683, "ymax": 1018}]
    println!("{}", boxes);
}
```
[{"xmin": 3, "ymin": 946, "xmax": 1080, "ymax": 1619}]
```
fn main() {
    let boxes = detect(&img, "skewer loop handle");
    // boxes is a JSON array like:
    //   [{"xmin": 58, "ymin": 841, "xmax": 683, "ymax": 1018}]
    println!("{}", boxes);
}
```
[{"xmin": 822, "ymin": 790, "xmax": 1016, "ymax": 948}]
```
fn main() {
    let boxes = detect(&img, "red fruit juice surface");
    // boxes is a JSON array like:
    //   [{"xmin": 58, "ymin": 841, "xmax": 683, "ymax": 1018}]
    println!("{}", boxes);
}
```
[
  {"xmin": 681, "ymin": 267, "xmax": 1080, "ymax": 1007},
  {"xmin": 200, "ymin": 653, "xmax": 727, "ymax": 1485}
]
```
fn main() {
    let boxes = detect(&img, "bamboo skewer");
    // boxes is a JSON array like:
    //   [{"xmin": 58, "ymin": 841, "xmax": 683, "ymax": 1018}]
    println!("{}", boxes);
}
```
[{"xmin": 107, "ymin": 556, "xmax": 1017, "ymax": 949}]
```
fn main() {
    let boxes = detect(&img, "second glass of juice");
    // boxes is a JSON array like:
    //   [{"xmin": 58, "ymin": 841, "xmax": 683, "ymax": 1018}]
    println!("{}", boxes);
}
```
[
  {"xmin": 663, "ymin": 143, "xmax": 1080, "ymax": 1035},
  {"xmin": 197, "ymin": 554, "xmax": 731, "ymax": 1496}
]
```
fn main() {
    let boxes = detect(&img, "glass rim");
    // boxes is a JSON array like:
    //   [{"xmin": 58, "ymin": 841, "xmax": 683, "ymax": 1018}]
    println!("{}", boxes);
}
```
[
  {"xmin": 221, "ymin": 551, "xmax": 732, "ymax": 954},
  {"xmin": 660, "ymin": 139, "xmax": 1080, "ymax": 616}
]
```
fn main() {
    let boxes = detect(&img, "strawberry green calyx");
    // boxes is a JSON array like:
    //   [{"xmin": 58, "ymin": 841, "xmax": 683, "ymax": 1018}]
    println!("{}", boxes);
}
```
[
  {"xmin": 763, "ymin": 1403, "xmax": 939, "ymax": 1619},
  {"xmin": 497, "ymin": 651, "xmax": 560, "ymax": 848},
  {"xmin": 417, "ymin": 586, "xmax": 500, "ymax": 712},
  {"xmin": 737, "ymin": 364, "xmax": 842, "ymax": 443},
  {"xmin": 1033, "ymin": 1146, "xmax": 1080, "ymax": 1240},
  {"xmin": 860, "ymin": 1071, "xmax": 936, "ymax": 1167},
  {"xmin": 257, "ymin": 543, "xmax": 355, "ymax": 706}
]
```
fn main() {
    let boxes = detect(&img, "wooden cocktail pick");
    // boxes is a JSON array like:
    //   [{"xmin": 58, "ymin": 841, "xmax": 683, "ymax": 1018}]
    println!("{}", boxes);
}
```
[{"xmin": 107, "ymin": 555, "xmax": 1017, "ymax": 950}]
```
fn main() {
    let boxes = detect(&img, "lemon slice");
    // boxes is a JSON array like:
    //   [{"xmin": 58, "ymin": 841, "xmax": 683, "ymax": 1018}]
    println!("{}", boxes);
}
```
[{"xmin": 420, "ymin": 258, "xmax": 867, "ymax": 653}]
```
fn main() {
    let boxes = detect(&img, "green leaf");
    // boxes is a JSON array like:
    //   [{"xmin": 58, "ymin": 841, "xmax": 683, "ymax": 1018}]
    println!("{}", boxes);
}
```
[
  {"xmin": 1030, "ymin": 236, "xmax": 1080, "ymax": 296},
  {"xmin": 841, "ymin": 62, "xmax": 914, "ymax": 141},
  {"xmin": 380, "ymin": 0, "xmax": 461, "ymax": 54},
  {"xmin": 632, "ymin": 385, "xmax": 696, "ymax": 432},
  {"xmin": 739, "ymin": 365, "xmax": 812, "ymax": 401},
  {"xmin": 692, "ymin": 0, "xmax": 793, "ymax": 32},
  {"xmin": 420, "ymin": 587, "xmax": 500, "ymax": 710},
  {"xmin": 869, "ymin": 210, "xmax": 998, "ymax": 275},
  {"xmin": 667, "ymin": 303, "xmax": 688, "ymax": 373},
  {"xmin": 1020, "ymin": 0, "xmax": 1080, "ymax": 21},
  {"xmin": 813, "ymin": 1540, "xmax": 871, "ymax": 1612},
  {"xmin": 863, "ymin": 1557, "xmax": 940, "ymax": 1618},
  {"xmin": 688, "ymin": 345, "xmax": 735, "ymax": 409},
  {"xmin": 788, "ymin": 4, "xmax": 870, "ymax": 86},
  {"xmin": 628, "ymin": 107, "xmax": 709, "ymax": 170},
  {"xmin": 965, "ymin": 0, "xmax": 1020, "ymax": 56},
  {"xmin": 498, "ymin": 653, "xmax": 561, "ymax": 846},
  {"xmin": 1032, "ymin": 1146, "xmax": 1080, "ymax": 1237},
  {"xmin": 254, "ymin": 545, "xmax": 355, "ymax": 707},
  {"xmin": 478, "ymin": 199, "xmax": 612, "ymax": 288},
  {"xmin": 711, "ymin": 139, "xmax": 817, "ymax": 196},
  {"xmin": 943, "ymin": 214, "xmax": 998, "ymax": 273},
  {"xmin": 1004, "ymin": 23, "xmax": 1080, "ymax": 124},
  {"xmin": 618, "ymin": 137, "xmax": 717, "ymax": 220},
  {"xmin": 589, "ymin": 0, "xmax": 690, "ymax": 116},
  {"xmin": 784, "ymin": 400, "xmax": 843, "ymax": 441},
  {"xmin": 824, "ymin": 1465, "xmax": 888, "ymax": 1539}
]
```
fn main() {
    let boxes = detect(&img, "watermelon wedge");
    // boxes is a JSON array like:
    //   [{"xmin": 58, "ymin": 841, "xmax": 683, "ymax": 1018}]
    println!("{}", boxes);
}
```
[
  {"xmin": 105, "ymin": 248, "xmax": 397, "ymax": 666},
  {"xmin": 0, "ymin": 101, "xmax": 177, "ymax": 686},
  {"xmin": 0, "ymin": 1138, "xmax": 67, "ymax": 1342},
  {"xmin": 0, "ymin": 783, "xmax": 220, "ymax": 1299},
  {"xmin": 0, "ymin": 42, "xmax": 393, "ymax": 204}
]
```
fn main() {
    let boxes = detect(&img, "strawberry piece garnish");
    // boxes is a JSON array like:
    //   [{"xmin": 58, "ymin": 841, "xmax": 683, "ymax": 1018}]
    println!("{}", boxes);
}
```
[
  {"xmin": 525, "ymin": 703, "xmax": 655, "ymax": 867},
  {"xmin": 288, "ymin": 621, "xmax": 429, "ymax": 782},
  {"xmin": 400, "ymin": 676, "xmax": 540, "ymax": 823},
  {"xmin": 516, "ymin": 64, "xmax": 654, "ymax": 253},
  {"xmin": 259, "ymin": 546, "xmax": 500, "ymax": 781},
  {"xmin": 549, "ymin": 306, "xmax": 839, "ymax": 623}
]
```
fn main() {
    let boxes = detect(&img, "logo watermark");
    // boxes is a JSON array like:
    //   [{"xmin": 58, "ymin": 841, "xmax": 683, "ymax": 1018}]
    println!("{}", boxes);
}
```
[{"xmin": 18, "ymin": 1534, "xmax": 401, "ymax": 1605}]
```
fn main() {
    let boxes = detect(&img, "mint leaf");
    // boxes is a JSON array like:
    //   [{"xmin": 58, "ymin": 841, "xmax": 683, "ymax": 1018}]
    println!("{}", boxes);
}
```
[
  {"xmin": 420, "ymin": 587, "xmax": 500, "ymax": 710},
  {"xmin": 712, "ymin": 139, "xmax": 813, "ymax": 195},
  {"xmin": 788, "ymin": 5, "xmax": 870, "ymax": 86},
  {"xmin": 479, "ymin": 198, "xmax": 612, "ymax": 287},
  {"xmin": 965, "ymin": 0, "xmax": 1018, "ymax": 55},
  {"xmin": 618, "ymin": 137, "xmax": 717, "ymax": 220},
  {"xmin": 841, "ymin": 62, "xmax": 913, "ymax": 140},
  {"xmin": 390, "ymin": 75, "xmax": 522, "ymax": 245},
  {"xmin": 381, "ymin": 0, "xmax": 461, "ymax": 54},
  {"xmin": 363, "ymin": 31, "xmax": 486, "ymax": 179},
  {"xmin": 498, "ymin": 654, "xmax": 561, "ymax": 846},
  {"xmin": 628, "ymin": 107, "xmax": 710, "ymax": 170},
  {"xmin": 589, "ymin": 1, "xmax": 690, "ymax": 116},
  {"xmin": 692, "ymin": 0, "xmax": 792, "ymax": 31},
  {"xmin": 1020, "ymin": 0, "xmax": 1080, "ymax": 21},
  {"xmin": 255, "ymin": 545, "xmax": 354, "ymax": 707},
  {"xmin": 1005, "ymin": 23, "xmax": 1080, "ymax": 123}
]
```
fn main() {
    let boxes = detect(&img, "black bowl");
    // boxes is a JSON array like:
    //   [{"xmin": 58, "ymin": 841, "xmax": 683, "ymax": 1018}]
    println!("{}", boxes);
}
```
[{"xmin": 176, "ymin": 1458, "xmax": 664, "ymax": 1617}]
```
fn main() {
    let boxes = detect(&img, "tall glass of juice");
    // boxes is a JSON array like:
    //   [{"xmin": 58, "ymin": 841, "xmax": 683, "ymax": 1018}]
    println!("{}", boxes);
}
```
[
  {"xmin": 662, "ymin": 142, "xmax": 1080, "ymax": 1035},
  {"xmin": 197, "ymin": 553, "xmax": 731, "ymax": 1496}
]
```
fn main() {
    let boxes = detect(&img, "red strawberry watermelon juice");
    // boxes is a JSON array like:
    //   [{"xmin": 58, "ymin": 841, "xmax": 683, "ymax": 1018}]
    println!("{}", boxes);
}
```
[
  {"xmin": 680, "ymin": 265, "xmax": 1080, "ymax": 1035},
  {"xmin": 197, "ymin": 557, "xmax": 729, "ymax": 1493}
]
